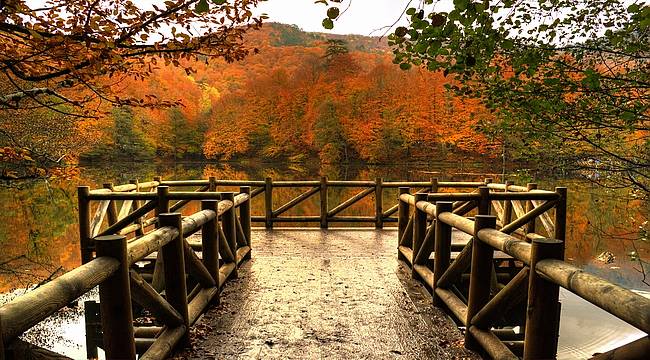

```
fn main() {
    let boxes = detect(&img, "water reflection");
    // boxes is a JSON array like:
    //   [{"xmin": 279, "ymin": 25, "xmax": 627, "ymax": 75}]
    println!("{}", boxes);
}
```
[
  {"xmin": 1, "ymin": 160, "xmax": 647, "ymax": 292},
  {"xmin": 557, "ymin": 289, "xmax": 649, "ymax": 359}
]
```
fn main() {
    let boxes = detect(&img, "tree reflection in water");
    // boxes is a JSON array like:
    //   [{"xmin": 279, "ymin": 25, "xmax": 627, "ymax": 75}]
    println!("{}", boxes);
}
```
[{"xmin": 0, "ymin": 160, "xmax": 647, "ymax": 293}]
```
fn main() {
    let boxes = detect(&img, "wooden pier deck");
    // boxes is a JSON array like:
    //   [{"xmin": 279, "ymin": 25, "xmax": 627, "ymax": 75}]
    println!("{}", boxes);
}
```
[
  {"xmin": 179, "ymin": 229, "xmax": 478, "ymax": 359},
  {"xmin": 2, "ymin": 178, "xmax": 648, "ymax": 360}
]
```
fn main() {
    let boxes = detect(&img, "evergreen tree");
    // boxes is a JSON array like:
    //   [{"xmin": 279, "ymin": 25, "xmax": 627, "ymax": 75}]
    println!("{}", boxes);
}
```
[{"xmin": 112, "ymin": 107, "xmax": 154, "ymax": 159}]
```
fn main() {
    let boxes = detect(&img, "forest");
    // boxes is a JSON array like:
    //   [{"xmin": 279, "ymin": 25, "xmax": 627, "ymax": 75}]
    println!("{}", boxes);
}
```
[
  {"xmin": 74, "ymin": 23, "xmax": 495, "ymax": 164},
  {"xmin": 0, "ymin": 1, "xmax": 647, "ymax": 195}
]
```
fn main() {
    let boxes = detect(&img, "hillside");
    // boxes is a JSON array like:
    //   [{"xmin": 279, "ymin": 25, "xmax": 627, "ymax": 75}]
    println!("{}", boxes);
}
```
[
  {"xmin": 259, "ymin": 23, "xmax": 391, "ymax": 53},
  {"xmin": 80, "ymin": 23, "xmax": 495, "ymax": 163}
]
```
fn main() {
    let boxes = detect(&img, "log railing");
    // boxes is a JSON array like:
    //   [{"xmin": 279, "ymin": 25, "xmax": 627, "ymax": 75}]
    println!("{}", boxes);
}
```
[
  {"xmin": 398, "ymin": 183, "xmax": 650, "ymax": 359},
  {"xmin": 159, "ymin": 177, "xmax": 486, "ymax": 229},
  {"xmin": 4, "ymin": 177, "xmax": 648, "ymax": 359},
  {"xmin": 0, "ymin": 181, "xmax": 252, "ymax": 360}
]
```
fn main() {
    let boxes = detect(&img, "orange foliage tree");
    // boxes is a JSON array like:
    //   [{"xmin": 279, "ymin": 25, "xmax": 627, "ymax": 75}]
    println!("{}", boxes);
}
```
[
  {"xmin": 200, "ymin": 27, "xmax": 495, "ymax": 163},
  {"xmin": 0, "ymin": 0, "xmax": 264, "ymax": 115}
]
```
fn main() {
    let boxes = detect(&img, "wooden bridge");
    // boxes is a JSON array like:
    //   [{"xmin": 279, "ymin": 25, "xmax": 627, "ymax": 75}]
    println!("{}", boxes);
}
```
[{"xmin": 0, "ymin": 178, "xmax": 648, "ymax": 359}]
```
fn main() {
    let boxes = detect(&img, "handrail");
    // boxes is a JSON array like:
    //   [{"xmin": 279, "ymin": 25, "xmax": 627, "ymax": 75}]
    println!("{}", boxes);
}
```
[
  {"xmin": 437, "ymin": 211, "xmax": 474, "ymax": 234},
  {"xmin": 127, "ymin": 226, "xmax": 179, "ymax": 265},
  {"xmin": 0, "ymin": 256, "xmax": 120, "ymax": 342},
  {"xmin": 477, "ymin": 227, "xmax": 532, "ymax": 265},
  {"xmin": 386, "ymin": 181, "xmax": 484, "ymax": 188},
  {"xmin": 536, "ymin": 259, "xmax": 650, "ymax": 333},
  {"xmin": 89, "ymin": 181, "xmax": 159, "ymax": 195},
  {"xmin": 397, "ymin": 182, "xmax": 650, "ymax": 359},
  {"xmin": 94, "ymin": 177, "xmax": 502, "ymax": 229},
  {"xmin": 1, "ymin": 181, "xmax": 254, "ymax": 359},
  {"xmin": 82, "ymin": 177, "xmax": 514, "ymax": 229},
  {"xmin": 399, "ymin": 193, "xmax": 415, "ymax": 205}
]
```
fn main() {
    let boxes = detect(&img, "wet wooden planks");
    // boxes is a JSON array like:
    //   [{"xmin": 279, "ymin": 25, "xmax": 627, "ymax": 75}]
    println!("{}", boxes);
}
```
[{"xmin": 179, "ymin": 229, "xmax": 479, "ymax": 359}]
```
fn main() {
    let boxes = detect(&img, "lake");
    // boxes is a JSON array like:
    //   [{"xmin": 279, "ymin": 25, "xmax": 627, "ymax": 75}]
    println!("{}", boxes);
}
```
[{"xmin": 0, "ymin": 159, "xmax": 648, "ymax": 358}]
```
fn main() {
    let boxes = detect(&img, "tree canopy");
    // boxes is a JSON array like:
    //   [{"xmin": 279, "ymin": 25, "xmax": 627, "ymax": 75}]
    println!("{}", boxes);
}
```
[
  {"xmin": 1, "ymin": 0, "xmax": 648, "ymax": 195},
  {"xmin": 0, "ymin": 0, "xmax": 264, "ymax": 115},
  {"xmin": 319, "ymin": 0, "xmax": 649, "ymax": 195}
]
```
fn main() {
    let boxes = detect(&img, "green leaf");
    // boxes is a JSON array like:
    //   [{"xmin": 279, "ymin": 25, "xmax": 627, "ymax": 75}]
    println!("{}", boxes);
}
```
[
  {"xmin": 400, "ymin": 62, "xmax": 412, "ymax": 70},
  {"xmin": 453, "ymin": 0, "xmax": 469, "ymax": 11},
  {"xmin": 621, "ymin": 111, "xmax": 636, "ymax": 122},
  {"xmin": 212, "ymin": 0, "xmax": 226, "ymax": 4},
  {"xmin": 322, "ymin": 18, "xmax": 334, "ymax": 29},
  {"xmin": 195, "ymin": 0, "xmax": 209, "ymax": 13},
  {"xmin": 581, "ymin": 69, "xmax": 601, "ymax": 90},
  {"xmin": 413, "ymin": 19, "xmax": 429, "ymax": 29},
  {"xmin": 543, "ymin": 78, "xmax": 560, "ymax": 86}
]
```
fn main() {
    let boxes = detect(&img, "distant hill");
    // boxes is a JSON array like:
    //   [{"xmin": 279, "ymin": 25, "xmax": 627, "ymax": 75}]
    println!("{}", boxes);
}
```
[{"xmin": 250, "ymin": 22, "xmax": 390, "ymax": 53}]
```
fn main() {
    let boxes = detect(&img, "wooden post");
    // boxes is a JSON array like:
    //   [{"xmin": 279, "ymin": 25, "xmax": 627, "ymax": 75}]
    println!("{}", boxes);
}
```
[
  {"xmin": 209, "ymin": 176, "xmax": 217, "ymax": 192},
  {"xmin": 429, "ymin": 178, "xmax": 438, "ymax": 232},
  {"xmin": 84, "ymin": 301, "xmax": 100, "ymax": 360},
  {"xmin": 478, "ymin": 186, "xmax": 491, "ymax": 215},
  {"xmin": 412, "ymin": 193, "xmax": 427, "ymax": 274},
  {"xmin": 432, "ymin": 202, "xmax": 453, "ymax": 305},
  {"xmin": 524, "ymin": 238, "xmax": 563, "ymax": 359},
  {"xmin": 95, "ymin": 235, "xmax": 136, "ymax": 359},
  {"xmin": 503, "ymin": 180, "xmax": 514, "ymax": 226},
  {"xmin": 152, "ymin": 186, "xmax": 170, "ymax": 291},
  {"xmin": 465, "ymin": 215, "xmax": 497, "ymax": 350},
  {"xmin": 159, "ymin": 213, "xmax": 190, "ymax": 346},
  {"xmin": 430, "ymin": 178, "xmax": 439, "ymax": 193},
  {"xmin": 264, "ymin": 177, "xmax": 273, "ymax": 229},
  {"xmin": 103, "ymin": 183, "xmax": 118, "ymax": 226},
  {"xmin": 554, "ymin": 187, "xmax": 567, "ymax": 249},
  {"xmin": 320, "ymin": 176, "xmax": 328, "ymax": 229},
  {"xmin": 78, "ymin": 186, "xmax": 92, "ymax": 264},
  {"xmin": 223, "ymin": 192, "xmax": 238, "ymax": 278},
  {"xmin": 201, "ymin": 200, "xmax": 219, "ymax": 287},
  {"xmin": 375, "ymin": 177, "xmax": 384, "ymax": 229},
  {"xmin": 525, "ymin": 183, "xmax": 538, "ymax": 234},
  {"xmin": 157, "ymin": 186, "xmax": 170, "ymax": 214},
  {"xmin": 240, "ymin": 186, "xmax": 252, "ymax": 249},
  {"xmin": 398, "ymin": 187, "xmax": 410, "ymax": 261},
  {"xmin": 129, "ymin": 179, "xmax": 145, "ymax": 236}
]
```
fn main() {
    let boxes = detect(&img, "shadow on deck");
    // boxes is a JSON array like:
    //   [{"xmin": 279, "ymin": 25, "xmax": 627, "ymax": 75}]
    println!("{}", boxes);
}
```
[{"xmin": 179, "ymin": 229, "xmax": 479, "ymax": 359}]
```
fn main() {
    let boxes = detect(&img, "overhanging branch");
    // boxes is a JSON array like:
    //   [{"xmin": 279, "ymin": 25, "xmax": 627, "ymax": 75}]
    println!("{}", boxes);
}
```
[{"xmin": 0, "ymin": 87, "xmax": 78, "ymax": 108}]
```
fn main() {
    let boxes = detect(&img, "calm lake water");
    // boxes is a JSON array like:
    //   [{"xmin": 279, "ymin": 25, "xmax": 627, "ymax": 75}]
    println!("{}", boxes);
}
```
[{"xmin": 0, "ymin": 159, "xmax": 648, "ymax": 358}]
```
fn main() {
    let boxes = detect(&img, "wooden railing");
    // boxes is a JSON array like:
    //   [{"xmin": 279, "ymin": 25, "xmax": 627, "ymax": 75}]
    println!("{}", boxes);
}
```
[
  {"xmin": 0, "ymin": 181, "xmax": 252, "ymax": 359},
  {"xmin": 397, "ymin": 182, "xmax": 650, "ymax": 359},
  {"xmin": 3, "ymin": 177, "xmax": 648, "ymax": 359},
  {"xmin": 157, "ymin": 177, "xmax": 487, "ymax": 228}
]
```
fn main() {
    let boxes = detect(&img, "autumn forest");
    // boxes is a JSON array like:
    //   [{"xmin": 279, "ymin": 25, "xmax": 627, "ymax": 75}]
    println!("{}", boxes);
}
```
[{"xmin": 4, "ymin": 24, "xmax": 494, "ymax": 168}]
